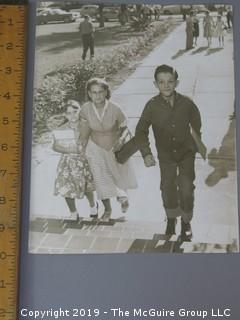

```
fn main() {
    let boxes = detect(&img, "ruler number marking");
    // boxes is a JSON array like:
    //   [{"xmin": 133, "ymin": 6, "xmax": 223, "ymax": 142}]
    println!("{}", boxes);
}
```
[
  {"xmin": 5, "ymin": 43, "xmax": 13, "ymax": 50},
  {"xmin": 0, "ymin": 252, "xmax": 7, "ymax": 260},
  {"xmin": 4, "ymin": 67, "xmax": 12, "ymax": 75},
  {"xmin": 0, "ymin": 196, "xmax": 6, "ymax": 204},
  {"xmin": 0, "ymin": 309, "xmax": 6, "ymax": 317},
  {"xmin": 2, "ymin": 92, "xmax": 10, "ymax": 100},
  {"xmin": 2, "ymin": 117, "xmax": 9, "ymax": 125},
  {"xmin": 8, "ymin": 18, "xmax": 13, "ymax": 26},
  {"xmin": 0, "ymin": 144, "xmax": 8, "ymax": 151},
  {"xmin": 0, "ymin": 169, "xmax": 7, "ymax": 177}
]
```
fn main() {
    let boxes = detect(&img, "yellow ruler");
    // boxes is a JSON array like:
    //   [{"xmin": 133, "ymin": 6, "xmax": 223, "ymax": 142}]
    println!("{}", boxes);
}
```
[{"xmin": 0, "ymin": 3, "xmax": 27, "ymax": 319}]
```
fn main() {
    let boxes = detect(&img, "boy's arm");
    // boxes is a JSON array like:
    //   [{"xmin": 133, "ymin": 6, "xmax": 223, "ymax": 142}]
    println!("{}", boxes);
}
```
[
  {"xmin": 135, "ymin": 102, "xmax": 156, "ymax": 168},
  {"xmin": 190, "ymin": 101, "xmax": 202, "ymax": 138}
]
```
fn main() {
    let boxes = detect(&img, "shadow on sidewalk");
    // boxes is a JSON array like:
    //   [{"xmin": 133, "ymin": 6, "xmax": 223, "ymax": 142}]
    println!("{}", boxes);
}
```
[
  {"xmin": 205, "ymin": 119, "xmax": 236, "ymax": 187},
  {"xmin": 30, "ymin": 217, "xmax": 126, "ymax": 234},
  {"xmin": 127, "ymin": 234, "xmax": 238, "ymax": 253},
  {"xmin": 191, "ymin": 46, "xmax": 208, "ymax": 55},
  {"xmin": 205, "ymin": 47, "xmax": 223, "ymax": 56},
  {"xmin": 171, "ymin": 49, "xmax": 186, "ymax": 60}
]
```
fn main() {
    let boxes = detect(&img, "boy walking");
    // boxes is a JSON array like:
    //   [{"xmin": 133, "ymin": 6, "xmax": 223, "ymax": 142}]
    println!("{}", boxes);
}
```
[
  {"xmin": 79, "ymin": 15, "xmax": 95, "ymax": 60},
  {"xmin": 135, "ymin": 65, "xmax": 202, "ymax": 241}
]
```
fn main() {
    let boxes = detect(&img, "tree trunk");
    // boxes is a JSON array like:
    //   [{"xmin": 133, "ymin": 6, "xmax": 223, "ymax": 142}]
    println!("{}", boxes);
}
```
[
  {"xmin": 119, "ymin": 4, "xmax": 128, "ymax": 25},
  {"xmin": 136, "ymin": 4, "xmax": 142, "ymax": 18},
  {"xmin": 98, "ymin": 4, "xmax": 104, "ymax": 28}
]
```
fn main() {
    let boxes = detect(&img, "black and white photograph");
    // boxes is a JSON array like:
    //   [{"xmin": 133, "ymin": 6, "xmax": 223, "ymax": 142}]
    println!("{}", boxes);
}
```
[{"xmin": 29, "ymin": 1, "xmax": 238, "ymax": 254}]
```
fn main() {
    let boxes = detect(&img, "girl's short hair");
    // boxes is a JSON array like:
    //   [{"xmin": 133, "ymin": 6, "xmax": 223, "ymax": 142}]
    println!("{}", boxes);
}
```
[
  {"xmin": 85, "ymin": 78, "xmax": 111, "ymax": 101},
  {"xmin": 154, "ymin": 64, "xmax": 178, "ymax": 81},
  {"xmin": 66, "ymin": 99, "xmax": 81, "ymax": 111}
]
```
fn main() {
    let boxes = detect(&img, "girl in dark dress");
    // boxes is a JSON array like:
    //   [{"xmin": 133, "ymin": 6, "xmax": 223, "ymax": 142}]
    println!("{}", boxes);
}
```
[{"xmin": 193, "ymin": 13, "xmax": 199, "ymax": 47}]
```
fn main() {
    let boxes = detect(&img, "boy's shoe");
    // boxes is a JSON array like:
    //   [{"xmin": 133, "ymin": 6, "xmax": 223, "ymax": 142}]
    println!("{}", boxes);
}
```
[
  {"xmin": 101, "ymin": 211, "xmax": 112, "ymax": 222},
  {"xmin": 181, "ymin": 219, "xmax": 193, "ymax": 241},
  {"xmin": 121, "ymin": 199, "xmax": 129, "ymax": 213},
  {"xmin": 165, "ymin": 218, "xmax": 177, "ymax": 235},
  {"xmin": 90, "ymin": 202, "xmax": 99, "ymax": 219}
]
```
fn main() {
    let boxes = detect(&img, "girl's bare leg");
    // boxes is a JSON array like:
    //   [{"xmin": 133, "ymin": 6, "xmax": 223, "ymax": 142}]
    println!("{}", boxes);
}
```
[
  {"xmin": 85, "ymin": 192, "xmax": 98, "ymax": 218},
  {"xmin": 85, "ymin": 191, "xmax": 95, "ymax": 207},
  {"xmin": 65, "ymin": 197, "xmax": 78, "ymax": 220},
  {"xmin": 101, "ymin": 199, "xmax": 112, "ymax": 222}
]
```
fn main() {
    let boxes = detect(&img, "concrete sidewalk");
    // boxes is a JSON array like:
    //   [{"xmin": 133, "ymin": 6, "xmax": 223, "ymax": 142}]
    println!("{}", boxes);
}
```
[{"xmin": 30, "ymin": 20, "xmax": 238, "ymax": 253}]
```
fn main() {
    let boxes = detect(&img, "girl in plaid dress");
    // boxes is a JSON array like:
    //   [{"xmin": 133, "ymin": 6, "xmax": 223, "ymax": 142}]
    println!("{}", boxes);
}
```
[{"xmin": 50, "ymin": 100, "xmax": 97, "ymax": 220}]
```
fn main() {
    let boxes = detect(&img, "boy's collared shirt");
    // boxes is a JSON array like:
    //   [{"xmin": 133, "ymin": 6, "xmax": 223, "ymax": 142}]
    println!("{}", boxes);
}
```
[
  {"xmin": 135, "ymin": 91, "xmax": 202, "ymax": 161},
  {"xmin": 79, "ymin": 20, "xmax": 94, "ymax": 35}
]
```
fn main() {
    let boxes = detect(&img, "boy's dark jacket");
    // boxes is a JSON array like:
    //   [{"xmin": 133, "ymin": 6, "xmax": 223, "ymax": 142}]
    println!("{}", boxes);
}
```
[{"xmin": 135, "ymin": 91, "xmax": 202, "ymax": 161}]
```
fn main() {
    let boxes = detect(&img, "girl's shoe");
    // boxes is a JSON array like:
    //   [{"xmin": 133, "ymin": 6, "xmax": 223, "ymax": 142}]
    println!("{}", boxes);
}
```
[
  {"xmin": 117, "ymin": 196, "xmax": 129, "ymax": 213},
  {"xmin": 90, "ymin": 202, "xmax": 99, "ymax": 219},
  {"xmin": 101, "ymin": 210, "xmax": 112, "ymax": 222},
  {"xmin": 121, "ymin": 199, "xmax": 129, "ymax": 213},
  {"xmin": 181, "ymin": 219, "xmax": 193, "ymax": 241}
]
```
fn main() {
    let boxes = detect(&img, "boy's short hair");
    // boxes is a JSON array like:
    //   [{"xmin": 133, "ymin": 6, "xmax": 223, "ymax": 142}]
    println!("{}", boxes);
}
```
[{"xmin": 154, "ymin": 65, "xmax": 178, "ymax": 81}]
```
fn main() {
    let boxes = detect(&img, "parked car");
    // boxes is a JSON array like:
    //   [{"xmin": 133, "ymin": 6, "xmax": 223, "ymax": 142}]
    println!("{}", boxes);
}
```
[
  {"xmin": 69, "ymin": 10, "xmax": 81, "ymax": 21},
  {"xmin": 162, "ymin": 5, "xmax": 183, "ymax": 15},
  {"xmin": 80, "ymin": 5, "xmax": 99, "ymax": 18},
  {"xmin": 192, "ymin": 5, "xmax": 208, "ymax": 13},
  {"xmin": 96, "ymin": 7, "xmax": 119, "ymax": 22},
  {"xmin": 36, "ymin": 8, "xmax": 75, "ymax": 24}
]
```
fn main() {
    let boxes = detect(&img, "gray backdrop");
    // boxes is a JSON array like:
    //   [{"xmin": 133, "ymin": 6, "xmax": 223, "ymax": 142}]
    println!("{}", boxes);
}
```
[{"xmin": 19, "ymin": 0, "xmax": 240, "ymax": 318}]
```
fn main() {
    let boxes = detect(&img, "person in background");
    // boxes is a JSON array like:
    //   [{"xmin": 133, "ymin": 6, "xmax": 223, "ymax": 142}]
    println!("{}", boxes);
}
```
[
  {"xmin": 135, "ymin": 65, "xmax": 202, "ymax": 241},
  {"xmin": 79, "ymin": 15, "xmax": 95, "ymax": 60},
  {"xmin": 49, "ymin": 100, "xmax": 97, "ymax": 221},
  {"xmin": 203, "ymin": 11, "xmax": 214, "ymax": 48},
  {"xmin": 186, "ymin": 11, "xmax": 194, "ymax": 50},
  {"xmin": 226, "ymin": 7, "xmax": 233, "ymax": 29},
  {"xmin": 214, "ymin": 15, "xmax": 227, "ymax": 47},
  {"xmin": 192, "ymin": 11, "xmax": 200, "ymax": 47}
]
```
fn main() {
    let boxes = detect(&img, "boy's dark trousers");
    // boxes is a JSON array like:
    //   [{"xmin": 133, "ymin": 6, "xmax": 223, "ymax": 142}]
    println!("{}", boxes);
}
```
[
  {"xmin": 82, "ymin": 34, "xmax": 94, "ymax": 60},
  {"xmin": 159, "ymin": 155, "xmax": 195, "ymax": 223}
]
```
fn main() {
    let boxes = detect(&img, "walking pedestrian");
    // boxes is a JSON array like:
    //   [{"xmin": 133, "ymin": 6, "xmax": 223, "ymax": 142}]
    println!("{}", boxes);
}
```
[
  {"xmin": 79, "ymin": 15, "xmax": 95, "ymax": 60},
  {"xmin": 214, "ymin": 15, "xmax": 227, "ymax": 47},
  {"xmin": 186, "ymin": 11, "xmax": 194, "ymax": 50},
  {"xmin": 49, "ymin": 100, "xmax": 97, "ymax": 220},
  {"xmin": 80, "ymin": 78, "xmax": 137, "ymax": 222},
  {"xmin": 226, "ymin": 7, "xmax": 233, "ymax": 29},
  {"xmin": 203, "ymin": 11, "xmax": 214, "ymax": 48},
  {"xmin": 135, "ymin": 65, "xmax": 202, "ymax": 241},
  {"xmin": 154, "ymin": 6, "xmax": 160, "ymax": 20},
  {"xmin": 193, "ymin": 12, "xmax": 200, "ymax": 47}
]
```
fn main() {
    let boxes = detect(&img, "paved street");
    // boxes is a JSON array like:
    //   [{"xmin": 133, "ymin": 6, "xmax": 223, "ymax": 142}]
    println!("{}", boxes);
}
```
[{"xmin": 29, "ymin": 19, "xmax": 238, "ymax": 253}]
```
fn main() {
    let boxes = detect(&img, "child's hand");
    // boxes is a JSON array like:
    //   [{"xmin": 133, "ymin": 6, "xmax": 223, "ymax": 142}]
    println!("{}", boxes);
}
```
[
  {"xmin": 144, "ymin": 154, "xmax": 156, "ymax": 167},
  {"xmin": 112, "ymin": 140, "xmax": 124, "ymax": 152}
]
